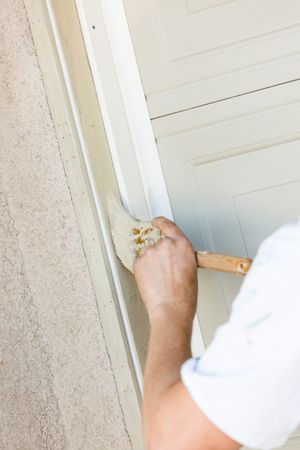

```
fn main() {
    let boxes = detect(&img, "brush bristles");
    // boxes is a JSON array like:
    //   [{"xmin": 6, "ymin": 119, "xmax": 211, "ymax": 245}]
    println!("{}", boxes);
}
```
[{"xmin": 107, "ymin": 193, "xmax": 161, "ymax": 272}]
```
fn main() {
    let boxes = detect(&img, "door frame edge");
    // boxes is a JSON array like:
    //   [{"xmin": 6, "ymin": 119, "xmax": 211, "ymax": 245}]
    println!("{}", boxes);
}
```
[
  {"xmin": 74, "ymin": 0, "xmax": 206, "ymax": 355},
  {"xmin": 24, "ymin": 1, "xmax": 145, "ymax": 448}
]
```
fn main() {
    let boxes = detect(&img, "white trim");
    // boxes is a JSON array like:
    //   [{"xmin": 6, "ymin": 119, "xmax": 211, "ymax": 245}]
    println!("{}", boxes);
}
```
[
  {"xmin": 75, "ymin": 0, "xmax": 205, "ymax": 356},
  {"xmin": 75, "ymin": 0, "xmax": 172, "ymax": 220},
  {"xmin": 100, "ymin": 0, "xmax": 173, "ymax": 219},
  {"xmin": 74, "ymin": 0, "xmax": 147, "ymax": 219},
  {"xmin": 44, "ymin": 0, "xmax": 145, "ymax": 391},
  {"xmin": 24, "ymin": 1, "xmax": 145, "ymax": 447}
]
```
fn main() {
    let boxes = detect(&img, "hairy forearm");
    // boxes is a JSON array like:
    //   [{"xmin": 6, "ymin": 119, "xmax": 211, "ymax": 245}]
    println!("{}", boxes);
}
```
[{"xmin": 143, "ymin": 306, "xmax": 193, "ymax": 447}]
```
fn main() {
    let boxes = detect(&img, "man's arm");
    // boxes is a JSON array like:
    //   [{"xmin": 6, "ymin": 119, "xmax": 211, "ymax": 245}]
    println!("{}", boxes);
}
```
[{"xmin": 133, "ymin": 217, "xmax": 240, "ymax": 450}]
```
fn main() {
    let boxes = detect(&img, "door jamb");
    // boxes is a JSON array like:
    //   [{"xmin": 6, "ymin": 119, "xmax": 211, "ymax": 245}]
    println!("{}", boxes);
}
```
[
  {"xmin": 24, "ymin": 1, "xmax": 145, "ymax": 448},
  {"xmin": 74, "ymin": 0, "xmax": 205, "ymax": 355}
]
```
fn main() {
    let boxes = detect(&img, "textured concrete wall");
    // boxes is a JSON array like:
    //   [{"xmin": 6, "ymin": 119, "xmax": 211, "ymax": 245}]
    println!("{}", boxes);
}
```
[{"xmin": 0, "ymin": 1, "xmax": 132, "ymax": 449}]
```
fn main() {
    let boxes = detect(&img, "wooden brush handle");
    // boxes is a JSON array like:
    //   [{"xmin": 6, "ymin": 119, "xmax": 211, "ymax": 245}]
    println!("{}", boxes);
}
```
[{"xmin": 196, "ymin": 251, "xmax": 252, "ymax": 276}]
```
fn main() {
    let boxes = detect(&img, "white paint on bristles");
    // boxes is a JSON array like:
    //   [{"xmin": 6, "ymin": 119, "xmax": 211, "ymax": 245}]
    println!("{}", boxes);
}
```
[{"xmin": 107, "ymin": 194, "xmax": 161, "ymax": 272}]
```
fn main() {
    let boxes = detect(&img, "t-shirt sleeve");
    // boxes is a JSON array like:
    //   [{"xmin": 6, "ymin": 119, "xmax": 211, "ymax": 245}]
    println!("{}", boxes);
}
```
[{"xmin": 181, "ymin": 221, "xmax": 300, "ymax": 450}]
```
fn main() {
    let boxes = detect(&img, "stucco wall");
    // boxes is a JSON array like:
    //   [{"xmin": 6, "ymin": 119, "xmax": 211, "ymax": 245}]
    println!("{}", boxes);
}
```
[{"xmin": 0, "ymin": 1, "xmax": 132, "ymax": 449}]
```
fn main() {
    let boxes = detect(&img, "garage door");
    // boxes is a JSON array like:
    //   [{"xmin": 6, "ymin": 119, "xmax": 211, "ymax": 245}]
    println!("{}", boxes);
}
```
[
  {"xmin": 124, "ymin": 0, "xmax": 300, "ymax": 117},
  {"xmin": 152, "ymin": 80, "xmax": 300, "ymax": 449}
]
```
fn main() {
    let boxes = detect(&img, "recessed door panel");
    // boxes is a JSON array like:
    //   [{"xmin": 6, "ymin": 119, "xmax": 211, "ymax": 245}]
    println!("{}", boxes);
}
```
[
  {"xmin": 123, "ymin": 0, "xmax": 300, "ymax": 117},
  {"xmin": 153, "ymin": 81, "xmax": 300, "ymax": 343},
  {"xmin": 152, "ymin": 80, "xmax": 300, "ymax": 449}
]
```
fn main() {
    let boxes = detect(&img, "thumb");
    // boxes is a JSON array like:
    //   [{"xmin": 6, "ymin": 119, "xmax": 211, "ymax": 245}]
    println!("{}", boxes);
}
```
[{"xmin": 151, "ymin": 216, "xmax": 184, "ymax": 239}]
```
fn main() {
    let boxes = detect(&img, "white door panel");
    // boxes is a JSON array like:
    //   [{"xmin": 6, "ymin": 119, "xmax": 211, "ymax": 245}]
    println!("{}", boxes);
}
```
[
  {"xmin": 152, "ymin": 80, "xmax": 300, "ymax": 449},
  {"xmin": 153, "ymin": 81, "xmax": 300, "ymax": 343},
  {"xmin": 123, "ymin": 0, "xmax": 300, "ymax": 117}
]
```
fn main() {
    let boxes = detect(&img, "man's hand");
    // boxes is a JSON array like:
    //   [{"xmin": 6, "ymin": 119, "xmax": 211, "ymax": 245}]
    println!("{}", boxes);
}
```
[
  {"xmin": 133, "ymin": 217, "xmax": 198, "ymax": 325},
  {"xmin": 133, "ymin": 217, "xmax": 240, "ymax": 450}
]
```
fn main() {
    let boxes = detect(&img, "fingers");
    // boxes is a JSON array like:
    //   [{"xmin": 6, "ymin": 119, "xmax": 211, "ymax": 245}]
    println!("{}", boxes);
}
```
[
  {"xmin": 138, "ymin": 245, "xmax": 149, "ymax": 257},
  {"xmin": 151, "ymin": 216, "xmax": 185, "ymax": 240}
]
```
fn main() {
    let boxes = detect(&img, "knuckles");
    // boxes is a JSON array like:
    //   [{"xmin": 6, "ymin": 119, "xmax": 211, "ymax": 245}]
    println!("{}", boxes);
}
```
[
  {"xmin": 178, "ymin": 237, "xmax": 193, "ymax": 251},
  {"xmin": 133, "ymin": 234, "xmax": 195, "ymax": 274},
  {"xmin": 174, "ymin": 235, "xmax": 192, "ymax": 250},
  {"xmin": 152, "ymin": 216, "xmax": 171, "ymax": 224}
]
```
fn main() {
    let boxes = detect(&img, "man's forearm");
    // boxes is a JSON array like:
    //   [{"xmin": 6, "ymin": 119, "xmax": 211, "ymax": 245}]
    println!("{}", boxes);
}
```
[
  {"xmin": 135, "ymin": 218, "xmax": 240, "ymax": 450},
  {"xmin": 143, "ymin": 306, "xmax": 193, "ymax": 447}
]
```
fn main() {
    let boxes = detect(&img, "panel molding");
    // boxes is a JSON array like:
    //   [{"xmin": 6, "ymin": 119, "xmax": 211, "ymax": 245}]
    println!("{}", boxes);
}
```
[
  {"xmin": 148, "ymin": 58, "xmax": 300, "ymax": 117},
  {"xmin": 155, "ymin": 100, "xmax": 300, "ymax": 141},
  {"xmin": 124, "ymin": 0, "xmax": 300, "ymax": 117},
  {"xmin": 186, "ymin": 0, "xmax": 238, "ymax": 14},
  {"xmin": 169, "ymin": 23, "xmax": 300, "ymax": 65},
  {"xmin": 188, "ymin": 132, "xmax": 300, "ymax": 167},
  {"xmin": 153, "ymin": 80, "xmax": 300, "ymax": 139}
]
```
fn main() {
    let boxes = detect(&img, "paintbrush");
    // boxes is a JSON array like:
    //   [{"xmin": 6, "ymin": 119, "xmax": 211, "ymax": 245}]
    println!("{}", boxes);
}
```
[{"xmin": 108, "ymin": 194, "xmax": 252, "ymax": 276}]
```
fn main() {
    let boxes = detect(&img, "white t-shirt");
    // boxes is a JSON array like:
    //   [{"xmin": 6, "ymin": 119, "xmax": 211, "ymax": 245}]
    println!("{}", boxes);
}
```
[{"xmin": 181, "ymin": 221, "xmax": 300, "ymax": 450}]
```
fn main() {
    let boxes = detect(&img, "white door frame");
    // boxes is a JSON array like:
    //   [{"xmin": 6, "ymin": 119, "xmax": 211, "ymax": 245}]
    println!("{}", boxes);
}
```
[
  {"xmin": 24, "ymin": 0, "xmax": 145, "ymax": 447},
  {"xmin": 74, "ymin": 0, "xmax": 172, "ymax": 219},
  {"xmin": 74, "ymin": 0, "xmax": 205, "ymax": 357}
]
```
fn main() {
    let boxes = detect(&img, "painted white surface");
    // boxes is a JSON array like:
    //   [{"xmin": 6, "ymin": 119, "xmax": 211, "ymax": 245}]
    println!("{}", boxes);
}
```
[
  {"xmin": 153, "ymin": 80, "xmax": 300, "ymax": 342},
  {"xmin": 75, "ymin": 0, "xmax": 171, "ymax": 219},
  {"xmin": 153, "ymin": 81, "xmax": 300, "ymax": 448},
  {"xmin": 123, "ymin": 0, "xmax": 300, "ymax": 117},
  {"xmin": 45, "ymin": 0, "xmax": 145, "ymax": 392},
  {"xmin": 75, "ymin": 0, "xmax": 206, "ymax": 356}
]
